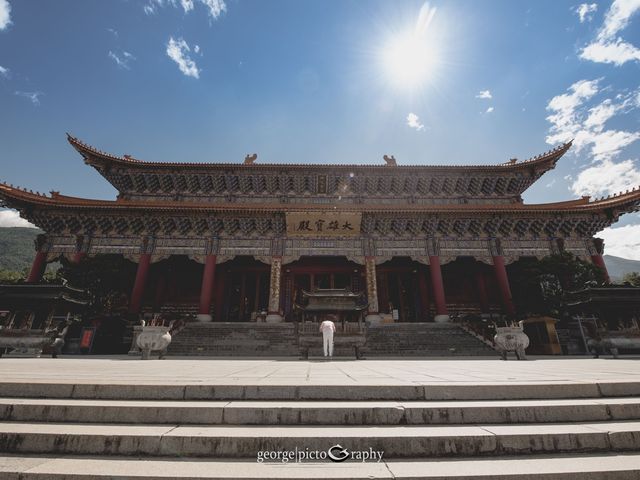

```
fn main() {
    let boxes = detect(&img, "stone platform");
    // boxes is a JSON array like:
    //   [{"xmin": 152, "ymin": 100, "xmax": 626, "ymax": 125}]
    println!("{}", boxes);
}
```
[{"xmin": 0, "ymin": 357, "xmax": 640, "ymax": 478}]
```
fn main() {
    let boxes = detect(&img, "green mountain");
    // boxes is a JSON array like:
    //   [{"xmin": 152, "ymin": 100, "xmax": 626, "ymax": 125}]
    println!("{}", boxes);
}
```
[
  {"xmin": 604, "ymin": 255, "xmax": 640, "ymax": 282},
  {"xmin": 0, "ymin": 227, "xmax": 43, "ymax": 272}
]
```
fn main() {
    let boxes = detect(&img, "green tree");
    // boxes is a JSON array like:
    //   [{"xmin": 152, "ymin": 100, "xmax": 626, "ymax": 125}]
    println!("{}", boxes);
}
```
[
  {"xmin": 509, "ymin": 252, "xmax": 605, "ymax": 317},
  {"xmin": 0, "ymin": 268, "xmax": 26, "ymax": 284},
  {"xmin": 622, "ymin": 272, "xmax": 640, "ymax": 287},
  {"xmin": 57, "ymin": 255, "xmax": 137, "ymax": 315}
]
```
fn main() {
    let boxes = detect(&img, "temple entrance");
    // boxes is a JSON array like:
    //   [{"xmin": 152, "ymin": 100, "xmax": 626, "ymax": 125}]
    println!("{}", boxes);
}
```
[{"xmin": 282, "ymin": 256, "xmax": 364, "ymax": 322}]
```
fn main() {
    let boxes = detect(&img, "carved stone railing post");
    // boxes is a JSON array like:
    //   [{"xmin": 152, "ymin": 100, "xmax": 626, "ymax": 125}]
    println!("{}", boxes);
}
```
[
  {"xmin": 364, "ymin": 256, "xmax": 382, "ymax": 324},
  {"xmin": 265, "ymin": 256, "xmax": 283, "ymax": 323}
]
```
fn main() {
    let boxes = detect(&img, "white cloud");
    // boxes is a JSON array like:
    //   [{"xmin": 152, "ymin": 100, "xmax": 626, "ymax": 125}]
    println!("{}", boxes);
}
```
[
  {"xmin": 108, "ymin": 51, "xmax": 136, "ymax": 70},
  {"xmin": 0, "ymin": 65, "xmax": 8, "ymax": 77},
  {"xmin": 200, "ymin": 0, "xmax": 226, "ymax": 19},
  {"xmin": 580, "ymin": 38, "xmax": 640, "ymax": 65},
  {"xmin": 579, "ymin": 0, "xmax": 640, "ymax": 65},
  {"xmin": 571, "ymin": 158, "xmax": 640, "ymax": 196},
  {"xmin": 194, "ymin": 44, "xmax": 200, "ymax": 54},
  {"xmin": 598, "ymin": 224, "xmax": 640, "ymax": 260},
  {"xmin": 485, "ymin": 106, "xmax": 494, "ymax": 113},
  {"xmin": 14, "ymin": 91, "xmax": 43, "ymax": 105},
  {"xmin": 144, "ymin": 0, "xmax": 225, "ymax": 19},
  {"xmin": 476, "ymin": 90, "xmax": 492, "ymax": 99},
  {"xmin": 0, "ymin": 0, "xmax": 11, "ymax": 30},
  {"xmin": 166, "ymin": 37, "xmax": 200, "ymax": 78},
  {"xmin": 0, "ymin": 210, "xmax": 36, "ymax": 228},
  {"xmin": 596, "ymin": 0, "xmax": 640, "ymax": 41},
  {"xmin": 575, "ymin": 3, "xmax": 598, "ymax": 23},
  {"xmin": 406, "ymin": 112, "xmax": 425, "ymax": 131},
  {"xmin": 545, "ymin": 79, "xmax": 640, "ymax": 161},
  {"xmin": 546, "ymin": 77, "xmax": 640, "ymax": 200},
  {"xmin": 107, "ymin": 28, "xmax": 118, "ymax": 37}
]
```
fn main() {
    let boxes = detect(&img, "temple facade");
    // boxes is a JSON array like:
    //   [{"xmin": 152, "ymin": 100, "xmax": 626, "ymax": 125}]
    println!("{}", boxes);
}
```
[{"xmin": 2, "ymin": 135, "xmax": 640, "ymax": 332}]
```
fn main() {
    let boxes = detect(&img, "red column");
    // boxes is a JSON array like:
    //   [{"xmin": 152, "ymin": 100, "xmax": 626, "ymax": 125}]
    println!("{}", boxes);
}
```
[
  {"xmin": 492, "ymin": 255, "xmax": 515, "ymax": 316},
  {"xmin": 475, "ymin": 269, "xmax": 490, "ymax": 314},
  {"xmin": 198, "ymin": 254, "xmax": 217, "ymax": 320},
  {"xmin": 418, "ymin": 266, "xmax": 430, "ymax": 321},
  {"xmin": 129, "ymin": 253, "xmax": 151, "ymax": 313},
  {"xmin": 429, "ymin": 256, "xmax": 448, "ymax": 319},
  {"xmin": 27, "ymin": 251, "xmax": 47, "ymax": 283},
  {"xmin": 591, "ymin": 254, "xmax": 610, "ymax": 283}
]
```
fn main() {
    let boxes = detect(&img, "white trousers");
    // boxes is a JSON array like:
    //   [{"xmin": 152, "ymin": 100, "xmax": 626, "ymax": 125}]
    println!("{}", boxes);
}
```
[{"xmin": 322, "ymin": 330, "xmax": 334, "ymax": 357}]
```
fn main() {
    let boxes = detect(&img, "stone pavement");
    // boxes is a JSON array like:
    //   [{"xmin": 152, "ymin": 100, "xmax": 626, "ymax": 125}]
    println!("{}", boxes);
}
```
[{"xmin": 0, "ymin": 356, "xmax": 638, "ymax": 386}]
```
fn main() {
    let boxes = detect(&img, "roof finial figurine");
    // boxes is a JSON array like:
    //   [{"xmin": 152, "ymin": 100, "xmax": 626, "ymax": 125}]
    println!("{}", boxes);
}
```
[
  {"xmin": 383, "ymin": 154, "xmax": 397, "ymax": 166},
  {"xmin": 244, "ymin": 153, "xmax": 257, "ymax": 165}
]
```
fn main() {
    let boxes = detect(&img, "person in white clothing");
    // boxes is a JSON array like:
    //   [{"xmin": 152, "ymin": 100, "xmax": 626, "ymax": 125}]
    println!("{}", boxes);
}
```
[{"xmin": 319, "ymin": 317, "xmax": 336, "ymax": 357}]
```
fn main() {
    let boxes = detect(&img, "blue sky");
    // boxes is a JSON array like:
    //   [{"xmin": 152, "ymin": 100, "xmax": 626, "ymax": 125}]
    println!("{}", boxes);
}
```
[{"xmin": 1, "ymin": 0, "xmax": 639, "ymax": 257}]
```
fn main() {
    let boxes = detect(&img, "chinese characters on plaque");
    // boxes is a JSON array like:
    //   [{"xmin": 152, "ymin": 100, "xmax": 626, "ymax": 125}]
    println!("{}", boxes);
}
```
[{"xmin": 285, "ymin": 212, "xmax": 362, "ymax": 236}]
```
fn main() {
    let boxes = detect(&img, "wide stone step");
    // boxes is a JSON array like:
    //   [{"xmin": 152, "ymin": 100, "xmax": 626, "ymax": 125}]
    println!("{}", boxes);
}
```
[
  {"xmin": 1, "ymin": 380, "xmax": 638, "ymax": 400},
  {"xmin": 2, "ymin": 398, "xmax": 640, "ymax": 425},
  {"xmin": 2, "ymin": 452, "xmax": 640, "ymax": 479},
  {"xmin": 1, "ymin": 421, "xmax": 639, "ymax": 457}
]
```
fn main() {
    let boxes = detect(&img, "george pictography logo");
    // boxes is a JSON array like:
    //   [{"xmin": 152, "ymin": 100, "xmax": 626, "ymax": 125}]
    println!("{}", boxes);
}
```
[{"xmin": 256, "ymin": 445, "xmax": 384, "ymax": 463}]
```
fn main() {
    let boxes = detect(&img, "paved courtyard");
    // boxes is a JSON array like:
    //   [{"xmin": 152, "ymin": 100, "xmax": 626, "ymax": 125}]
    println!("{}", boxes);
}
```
[{"xmin": 0, "ymin": 356, "xmax": 639, "ymax": 386}]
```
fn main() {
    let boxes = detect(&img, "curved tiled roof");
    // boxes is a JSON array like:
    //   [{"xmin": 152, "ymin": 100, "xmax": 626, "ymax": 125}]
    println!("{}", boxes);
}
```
[
  {"xmin": 66, "ymin": 133, "xmax": 572, "ymax": 172},
  {"xmin": 2, "ymin": 181, "xmax": 638, "ymax": 215}
]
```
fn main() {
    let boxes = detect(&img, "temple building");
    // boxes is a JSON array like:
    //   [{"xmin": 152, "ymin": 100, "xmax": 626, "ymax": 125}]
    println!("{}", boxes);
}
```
[{"xmin": 1, "ymin": 135, "xmax": 640, "ymax": 354}]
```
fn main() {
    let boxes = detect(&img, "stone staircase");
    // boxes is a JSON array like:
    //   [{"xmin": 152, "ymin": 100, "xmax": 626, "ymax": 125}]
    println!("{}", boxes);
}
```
[
  {"xmin": 166, "ymin": 322, "xmax": 298, "ymax": 356},
  {"xmin": 364, "ymin": 323, "xmax": 497, "ymax": 356},
  {"xmin": 166, "ymin": 322, "xmax": 497, "ymax": 357},
  {"xmin": 1, "ymin": 379, "xmax": 640, "ymax": 478}
]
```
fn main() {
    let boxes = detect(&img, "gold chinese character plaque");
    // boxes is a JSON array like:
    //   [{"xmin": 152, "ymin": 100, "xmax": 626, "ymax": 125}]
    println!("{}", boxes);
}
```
[{"xmin": 285, "ymin": 212, "xmax": 362, "ymax": 237}]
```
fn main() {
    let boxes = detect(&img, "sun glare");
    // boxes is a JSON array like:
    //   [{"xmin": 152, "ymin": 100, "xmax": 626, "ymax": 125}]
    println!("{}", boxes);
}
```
[{"xmin": 379, "ymin": 2, "xmax": 440, "ymax": 91}]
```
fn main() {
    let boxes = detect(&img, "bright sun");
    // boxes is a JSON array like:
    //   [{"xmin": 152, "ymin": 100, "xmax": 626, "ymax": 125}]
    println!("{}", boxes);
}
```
[{"xmin": 380, "ymin": 3, "xmax": 440, "ymax": 91}]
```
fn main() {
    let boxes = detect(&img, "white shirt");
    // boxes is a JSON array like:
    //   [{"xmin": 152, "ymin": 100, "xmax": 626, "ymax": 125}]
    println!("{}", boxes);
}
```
[{"xmin": 319, "ymin": 320, "xmax": 336, "ymax": 333}]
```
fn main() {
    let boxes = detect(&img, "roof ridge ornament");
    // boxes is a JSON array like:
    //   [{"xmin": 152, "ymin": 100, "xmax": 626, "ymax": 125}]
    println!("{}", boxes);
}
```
[
  {"xmin": 383, "ymin": 154, "xmax": 397, "ymax": 166},
  {"xmin": 244, "ymin": 153, "xmax": 257, "ymax": 165}
]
